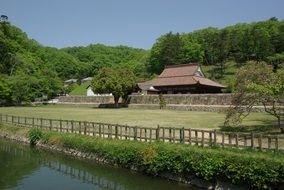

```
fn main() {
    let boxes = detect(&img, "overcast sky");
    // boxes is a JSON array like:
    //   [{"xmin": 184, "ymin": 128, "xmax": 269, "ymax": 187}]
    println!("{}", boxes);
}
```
[{"xmin": 1, "ymin": 0, "xmax": 284, "ymax": 49}]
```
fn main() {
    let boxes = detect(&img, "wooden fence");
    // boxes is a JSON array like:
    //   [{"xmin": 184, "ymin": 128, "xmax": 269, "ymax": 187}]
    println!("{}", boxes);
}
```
[{"xmin": 0, "ymin": 114, "xmax": 283, "ymax": 151}]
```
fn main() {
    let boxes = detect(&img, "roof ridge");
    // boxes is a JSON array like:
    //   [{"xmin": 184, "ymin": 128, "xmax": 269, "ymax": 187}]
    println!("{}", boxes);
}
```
[
  {"xmin": 164, "ymin": 63, "xmax": 199, "ymax": 68},
  {"xmin": 158, "ymin": 74, "xmax": 197, "ymax": 78}
]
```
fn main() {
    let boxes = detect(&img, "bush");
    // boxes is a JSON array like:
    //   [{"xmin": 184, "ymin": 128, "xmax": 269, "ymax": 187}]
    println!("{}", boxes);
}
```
[
  {"xmin": 1, "ymin": 124, "xmax": 280, "ymax": 190},
  {"xmin": 38, "ymin": 131, "xmax": 284, "ymax": 189},
  {"xmin": 28, "ymin": 128, "xmax": 43, "ymax": 145}
]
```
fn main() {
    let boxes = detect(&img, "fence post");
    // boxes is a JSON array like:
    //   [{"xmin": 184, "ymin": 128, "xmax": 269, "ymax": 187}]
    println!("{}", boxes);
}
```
[
  {"xmin": 71, "ymin": 121, "xmax": 74, "ymax": 133},
  {"xmin": 156, "ymin": 125, "xmax": 160, "ymax": 141},
  {"xmin": 12, "ymin": 116, "xmax": 14, "ymax": 124},
  {"xmin": 180, "ymin": 127, "xmax": 185, "ymax": 143},
  {"xmin": 212, "ymin": 130, "xmax": 216, "ymax": 145},
  {"xmin": 132, "ymin": 126, "xmax": 136, "ymax": 141},
  {"xmin": 235, "ymin": 133, "xmax": 239, "ymax": 148},
  {"xmin": 115, "ymin": 125, "xmax": 118, "ymax": 139},
  {"xmin": 258, "ymin": 134, "xmax": 262, "ymax": 151},
  {"xmin": 188, "ymin": 128, "xmax": 192, "ymax": 144},
  {"xmin": 79, "ymin": 121, "xmax": 82, "ymax": 134},
  {"xmin": 229, "ymin": 133, "xmax": 232, "ymax": 145},
  {"xmin": 209, "ymin": 132, "xmax": 212, "ymax": 146},
  {"xmin": 107, "ymin": 125, "xmax": 110, "ymax": 138},
  {"xmin": 221, "ymin": 132, "xmax": 225, "ymax": 147},
  {"xmin": 144, "ymin": 128, "xmax": 147, "ymax": 142},
  {"xmin": 49, "ymin": 119, "xmax": 52, "ymax": 131},
  {"xmin": 125, "ymin": 125, "xmax": 128, "ymax": 140},
  {"xmin": 275, "ymin": 135, "xmax": 279, "ymax": 151},
  {"xmin": 25, "ymin": 117, "xmax": 27, "ymax": 126},
  {"xmin": 92, "ymin": 123, "xmax": 95, "ymax": 136},
  {"xmin": 60, "ymin": 119, "xmax": 62, "ymax": 132},
  {"xmin": 169, "ymin": 128, "xmax": 172, "ymax": 143},
  {"xmin": 40, "ymin": 118, "xmax": 43, "ymax": 129},
  {"xmin": 0, "ymin": 113, "xmax": 2, "ymax": 123},
  {"xmin": 99, "ymin": 124, "xmax": 102, "ymax": 137},
  {"xmin": 268, "ymin": 135, "xmax": 271, "ymax": 149},
  {"xmin": 201, "ymin": 131, "xmax": 205, "ymax": 147},
  {"xmin": 84, "ymin": 122, "xmax": 87, "ymax": 135},
  {"xmin": 162, "ymin": 127, "xmax": 165, "ymax": 142},
  {"xmin": 150, "ymin": 129, "xmax": 152, "ymax": 142},
  {"xmin": 32, "ymin": 117, "xmax": 35, "ymax": 127},
  {"xmin": 251, "ymin": 132, "xmax": 254, "ymax": 148}
]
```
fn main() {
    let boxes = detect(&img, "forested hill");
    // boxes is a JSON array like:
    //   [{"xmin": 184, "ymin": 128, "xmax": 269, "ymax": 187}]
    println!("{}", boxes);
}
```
[
  {"xmin": 0, "ymin": 22, "xmax": 149, "ymax": 103},
  {"xmin": 148, "ymin": 17, "xmax": 284, "ymax": 74},
  {"xmin": 1, "ymin": 17, "xmax": 284, "ymax": 104},
  {"xmin": 62, "ymin": 44, "xmax": 149, "ymax": 79}
]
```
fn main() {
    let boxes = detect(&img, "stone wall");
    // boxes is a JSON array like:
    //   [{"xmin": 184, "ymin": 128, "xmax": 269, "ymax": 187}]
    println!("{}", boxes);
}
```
[
  {"xmin": 127, "ymin": 94, "xmax": 232, "ymax": 105},
  {"xmin": 58, "ymin": 96, "xmax": 119, "ymax": 104}
]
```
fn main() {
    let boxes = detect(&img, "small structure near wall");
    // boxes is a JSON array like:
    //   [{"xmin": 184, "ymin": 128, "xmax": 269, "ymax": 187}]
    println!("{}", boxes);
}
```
[
  {"xmin": 136, "ymin": 64, "xmax": 225, "ymax": 94},
  {"xmin": 134, "ymin": 83, "xmax": 159, "ymax": 95},
  {"xmin": 81, "ymin": 77, "xmax": 93, "ymax": 83},
  {"xmin": 86, "ymin": 85, "xmax": 95, "ymax": 96},
  {"xmin": 86, "ymin": 85, "xmax": 112, "ymax": 97},
  {"xmin": 64, "ymin": 79, "xmax": 78, "ymax": 86}
]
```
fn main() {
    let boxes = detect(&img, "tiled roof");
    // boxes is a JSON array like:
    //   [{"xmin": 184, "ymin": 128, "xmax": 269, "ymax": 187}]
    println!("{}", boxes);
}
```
[
  {"xmin": 142, "ymin": 64, "xmax": 225, "ymax": 88},
  {"xmin": 159, "ymin": 64, "xmax": 199, "ymax": 78}
]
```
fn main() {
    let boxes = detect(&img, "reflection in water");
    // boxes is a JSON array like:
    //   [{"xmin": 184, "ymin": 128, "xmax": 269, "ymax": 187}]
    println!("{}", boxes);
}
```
[{"xmin": 0, "ymin": 139, "xmax": 201, "ymax": 190}]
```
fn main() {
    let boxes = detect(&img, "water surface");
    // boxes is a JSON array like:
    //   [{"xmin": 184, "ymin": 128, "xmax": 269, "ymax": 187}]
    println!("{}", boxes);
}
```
[{"xmin": 0, "ymin": 139, "xmax": 201, "ymax": 190}]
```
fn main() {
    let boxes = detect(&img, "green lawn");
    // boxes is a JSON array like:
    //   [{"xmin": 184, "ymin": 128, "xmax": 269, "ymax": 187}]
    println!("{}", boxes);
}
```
[
  {"xmin": 69, "ymin": 81, "xmax": 91, "ymax": 96},
  {"xmin": 0, "ymin": 105, "xmax": 277, "ymax": 130}
]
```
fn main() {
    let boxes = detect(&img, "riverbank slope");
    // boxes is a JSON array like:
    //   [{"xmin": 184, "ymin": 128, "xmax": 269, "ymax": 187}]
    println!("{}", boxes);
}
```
[{"xmin": 0, "ymin": 124, "xmax": 283, "ymax": 190}]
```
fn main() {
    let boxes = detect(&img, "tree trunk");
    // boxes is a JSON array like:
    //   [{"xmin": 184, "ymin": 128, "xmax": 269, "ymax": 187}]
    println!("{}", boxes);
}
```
[{"xmin": 114, "ymin": 96, "xmax": 120, "ymax": 108}]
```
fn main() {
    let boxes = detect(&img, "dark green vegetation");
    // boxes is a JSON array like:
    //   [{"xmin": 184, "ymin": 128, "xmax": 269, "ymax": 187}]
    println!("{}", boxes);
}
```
[
  {"xmin": 28, "ymin": 128, "xmax": 43, "ymax": 145},
  {"xmin": 0, "ymin": 22, "xmax": 148, "ymax": 104},
  {"xmin": 91, "ymin": 67, "xmax": 136, "ymax": 107},
  {"xmin": 1, "ymin": 124, "xmax": 283, "ymax": 190},
  {"xmin": 1, "ymin": 18, "xmax": 284, "ymax": 104},
  {"xmin": 148, "ymin": 17, "xmax": 284, "ymax": 75}
]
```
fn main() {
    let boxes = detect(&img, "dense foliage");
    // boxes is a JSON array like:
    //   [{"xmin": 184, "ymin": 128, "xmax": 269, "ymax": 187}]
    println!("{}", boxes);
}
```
[
  {"xmin": 28, "ymin": 128, "xmax": 43, "ymax": 145},
  {"xmin": 0, "ymin": 22, "xmax": 149, "ymax": 104},
  {"xmin": 148, "ymin": 18, "xmax": 284, "ymax": 74},
  {"xmin": 91, "ymin": 67, "xmax": 136, "ymax": 107},
  {"xmin": 62, "ymin": 44, "xmax": 150, "ymax": 79}
]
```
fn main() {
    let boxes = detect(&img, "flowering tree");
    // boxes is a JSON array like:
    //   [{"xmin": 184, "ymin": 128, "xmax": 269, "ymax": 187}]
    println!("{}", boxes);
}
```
[{"xmin": 225, "ymin": 62, "xmax": 284, "ymax": 132}]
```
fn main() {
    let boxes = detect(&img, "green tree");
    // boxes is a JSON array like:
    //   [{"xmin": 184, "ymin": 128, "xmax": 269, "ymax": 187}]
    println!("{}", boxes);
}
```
[
  {"xmin": 266, "ymin": 53, "xmax": 284, "ymax": 71},
  {"xmin": 225, "ymin": 62, "xmax": 284, "ymax": 132},
  {"xmin": 91, "ymin": 68, "xmax": 136, "ymax": 107},
  {"xmin": 148, "ymin": 32, "xmax": 187, "ymax": 74}
]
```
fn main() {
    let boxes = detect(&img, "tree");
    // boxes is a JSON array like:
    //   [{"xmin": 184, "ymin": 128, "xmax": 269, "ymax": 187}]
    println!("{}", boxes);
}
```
[
  {"xmin": 91, "ymin": 68, "xmax": 136, "ymax": 108},
  {"xmin": 266, "ymin": 53, "xmax": 284, "ymax": 71},
  {"xmin": 225, "ymin": 62, "xmax": 284, "ymax": 132},
  {"xmin": 148, "ymin": 32, "xmax": 188, "ymax": 74}
]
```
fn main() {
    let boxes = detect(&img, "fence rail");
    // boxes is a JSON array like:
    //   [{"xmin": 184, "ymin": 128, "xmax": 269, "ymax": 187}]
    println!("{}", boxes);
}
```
[{"xmin": 0, "ymin": 114, "xmax": 283, "ymax": 151}]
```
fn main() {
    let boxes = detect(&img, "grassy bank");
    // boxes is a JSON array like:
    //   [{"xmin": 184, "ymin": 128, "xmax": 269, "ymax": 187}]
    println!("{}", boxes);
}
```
[
  {"xmin": 0, "ymin": 124, "xmax": 283, "ymax": 189},
  {"xmin": 0, "ymin": 105, "xmax": 277, "ymax": 130}
]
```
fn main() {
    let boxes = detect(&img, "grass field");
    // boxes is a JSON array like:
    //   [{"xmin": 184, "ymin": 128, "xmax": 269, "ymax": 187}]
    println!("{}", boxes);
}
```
[
  {"xmin": 69, "ymin": 81, "xmax": 91, "ymax": 96},
  {"xmin": 0, "ymin": 105, "xmax": 277, "ymax": 130}
]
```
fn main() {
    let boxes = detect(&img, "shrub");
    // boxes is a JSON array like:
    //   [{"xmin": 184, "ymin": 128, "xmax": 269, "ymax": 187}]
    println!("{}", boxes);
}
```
[
  {"xmin": 28, "ymin": 128, "xmax": 43, "ymax": 145},
  {"xmin": 5, "ymin": 125, "xmax": 284, "ymax": 189}
]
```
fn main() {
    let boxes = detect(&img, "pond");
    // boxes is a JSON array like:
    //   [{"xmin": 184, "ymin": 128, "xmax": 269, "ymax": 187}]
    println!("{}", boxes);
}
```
[{"xmin": 0, "ymin": 138, "xmax": 201, "ymax": 190}]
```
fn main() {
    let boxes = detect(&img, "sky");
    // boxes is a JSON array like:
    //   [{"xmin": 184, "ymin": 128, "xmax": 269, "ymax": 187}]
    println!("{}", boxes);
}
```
[{"xmin": 1, "ymin": 0, "xmax": 284, "ymax": 50}]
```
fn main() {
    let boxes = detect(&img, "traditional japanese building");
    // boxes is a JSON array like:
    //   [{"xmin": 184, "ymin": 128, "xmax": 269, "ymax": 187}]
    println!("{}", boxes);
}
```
[{"xmin": 136, "ymin": 64, "xmax": 225, "ymax": 94}]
